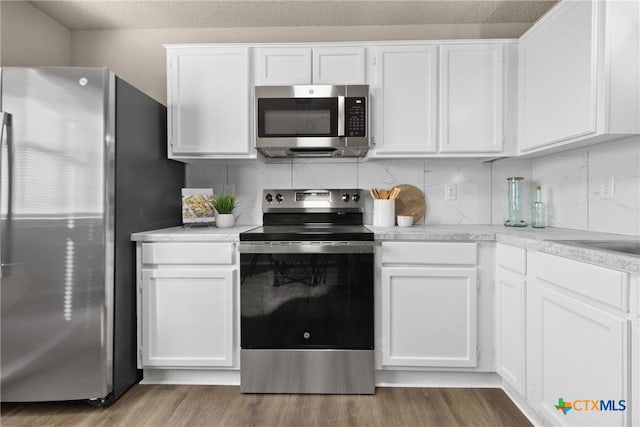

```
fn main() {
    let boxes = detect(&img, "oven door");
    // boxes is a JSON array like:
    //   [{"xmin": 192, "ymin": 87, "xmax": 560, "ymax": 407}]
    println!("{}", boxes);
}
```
[{"xmin": 239, "ymin": 241, "xmax": 374, "ymax": 350}]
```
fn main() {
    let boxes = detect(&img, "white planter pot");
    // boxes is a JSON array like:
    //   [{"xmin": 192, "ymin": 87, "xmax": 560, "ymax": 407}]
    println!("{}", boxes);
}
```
[{"xmin": 216, "ymin": 214, "xmax": 235, "ymax": 228}]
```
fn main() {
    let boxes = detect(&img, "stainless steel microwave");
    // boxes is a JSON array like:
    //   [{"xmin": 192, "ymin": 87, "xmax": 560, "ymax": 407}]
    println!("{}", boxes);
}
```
[{"xmin": 255, "ymin": 85, "xmax": 369, "ymax": 158}]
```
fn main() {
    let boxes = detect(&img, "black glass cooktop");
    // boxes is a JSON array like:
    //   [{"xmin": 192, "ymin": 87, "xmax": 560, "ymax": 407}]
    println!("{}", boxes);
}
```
[{"xmin": 240, "ymin": 224, "xmax": 374, "ymax": 242}]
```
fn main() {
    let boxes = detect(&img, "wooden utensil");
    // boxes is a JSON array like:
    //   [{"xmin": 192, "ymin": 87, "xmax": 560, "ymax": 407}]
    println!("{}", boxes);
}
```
[
  {"xmin": 389, "ymin": 187, "xmax": 401, "ymax": 200},
  {"xmin": 379, "ymin": 189, "xmax": 389, "ymax": 199},
  {"xmin": 394, "ymin": 184, "xmax": 426, "ymax": 222}
]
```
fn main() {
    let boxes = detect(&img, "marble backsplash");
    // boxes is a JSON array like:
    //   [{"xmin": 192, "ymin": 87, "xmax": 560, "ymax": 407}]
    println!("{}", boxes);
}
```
[
  {"xmin": 186, "ymin": 158, "xmax": 492, "ymax": 226},
  {"xmin": 494, "ymin": 135, "xmax": 640, "ymax": 236},
  {"xmin": 186, "ymin": 136, "xmax": 640, "ymax": 235}
]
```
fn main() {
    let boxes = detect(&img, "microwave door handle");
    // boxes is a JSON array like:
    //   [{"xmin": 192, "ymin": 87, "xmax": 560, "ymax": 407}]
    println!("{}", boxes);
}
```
[{"xmin": 337, "ymin": 96, "xmax": 345, "ymax": 137}]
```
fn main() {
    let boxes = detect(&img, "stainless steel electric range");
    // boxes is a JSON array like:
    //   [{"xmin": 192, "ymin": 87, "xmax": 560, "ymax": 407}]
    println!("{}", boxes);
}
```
[{"xmin": 239, "ymin": 189, "xmax": 374, "ymax": 394}]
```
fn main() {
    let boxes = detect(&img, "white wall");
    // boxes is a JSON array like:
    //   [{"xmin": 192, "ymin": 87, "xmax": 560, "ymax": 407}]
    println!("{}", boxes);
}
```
[
  {"xmin": 0, "ymin": 1, "xmax": 71, "ymax": 66},
  {"xmin": 187, "ymin": 137, "xmax": 640, "ymax": 236},
  {"xmin": 70, "ymin": 23, "xmax": 529, "ymax": 104}
]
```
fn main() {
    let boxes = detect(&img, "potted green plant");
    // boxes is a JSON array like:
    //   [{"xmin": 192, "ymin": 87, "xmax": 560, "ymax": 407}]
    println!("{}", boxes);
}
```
[{"xmin": 213, "ymin": 194, "xmax": 236, "ymax": 228}]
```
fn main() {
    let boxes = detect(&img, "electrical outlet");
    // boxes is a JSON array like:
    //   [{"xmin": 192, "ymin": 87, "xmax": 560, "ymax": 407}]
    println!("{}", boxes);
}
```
[
  {"xmin": 600, "ymin": 176, "xmax": 615, "ymax": 199},
  {"xmin": 445, "ymin": 183, "xmax": 457, "ymax": 200}
]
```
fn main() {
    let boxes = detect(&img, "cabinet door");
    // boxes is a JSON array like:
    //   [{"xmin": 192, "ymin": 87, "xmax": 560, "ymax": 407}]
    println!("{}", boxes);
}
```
[
  {"xmin": 141, "ymin": 268, "xmax": 235, "ymax": 367},
  {"xmin": 633, "ymin": 277, "xmax": 639, "ymax": 427},
  {"xmin": 312, "ymin": 47, "xmax": 366, "ymax": 84},
  {"xmin": 168, "ymin": 47, "xmax": 251, "ymax": 155},
  {"xmin": 439, "ymin": 44, "xmax": 503, "ymax": 153},
  {"xmin": 373, "ymin": 45, "xmax": 438, "ymax": 154},
  {"xmin": 496, "ymin": 271, "xmax": 526, "ymax": 396},
  {"xmin": 254, "ymin": 47, "xmax": 312, "ymax": 85},
  {"xmin": 519, "ymin": 1, "xmax": 597, "ymax": 151},
  {"xmin": 380, "ymin": 267, "xmax": 477, "ymax": 367},
  {"xmin": 536, "ymin": 286, "xmax": 629, "ymax": 427},
  {"xmin": 633, "ymin": 324, "xmax": 640, "ymax": 427}
]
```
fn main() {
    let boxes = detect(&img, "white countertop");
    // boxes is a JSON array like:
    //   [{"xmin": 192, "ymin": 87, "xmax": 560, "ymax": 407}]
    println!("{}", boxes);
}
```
[
  {"xmin": 131, "ymin": 224, "xmax": 640, "ymax": 273},
  {"xmin": 130, "ymin": 225, "xmax": 258, "ymax": 242},
  {"xmin": 368, "ymin": 224, "xmax": 636, "ymax": 244},
  {"xmin": 368, "ymin": 224, "xmax": 640, "ymax": 273}
]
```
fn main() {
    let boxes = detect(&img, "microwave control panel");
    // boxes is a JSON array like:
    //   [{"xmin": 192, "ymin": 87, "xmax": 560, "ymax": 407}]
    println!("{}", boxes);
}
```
[{"xmin": 345, "ymin": 97, "xmax": 366, "ymax": 137}]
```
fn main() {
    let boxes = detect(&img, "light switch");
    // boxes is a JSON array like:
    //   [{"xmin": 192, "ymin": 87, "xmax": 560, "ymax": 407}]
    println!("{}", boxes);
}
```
[
  {"xmin": 445, "ymin": 183, "xmax": 457, "ymax": 200},
  {"xmin": 600, "ymin": 176, "xmax": 615, "ymax": 199}
]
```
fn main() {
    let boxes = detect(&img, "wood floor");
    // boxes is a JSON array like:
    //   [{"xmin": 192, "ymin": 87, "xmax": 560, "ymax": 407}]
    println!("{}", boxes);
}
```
[{"xmin": 1, "ymin": 385, "xmax": 532, "ymax": 427}]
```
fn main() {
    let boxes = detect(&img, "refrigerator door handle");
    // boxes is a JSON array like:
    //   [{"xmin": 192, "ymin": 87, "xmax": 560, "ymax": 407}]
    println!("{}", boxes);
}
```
[{"xmin": 0, "ymin": 111, "xmax": 13, "ymax": 278}]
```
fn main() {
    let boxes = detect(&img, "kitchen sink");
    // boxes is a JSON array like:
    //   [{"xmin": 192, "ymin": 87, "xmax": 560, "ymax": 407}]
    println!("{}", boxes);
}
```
[{"xmin": 553, "ymin": 240, "xmax": 640, "ymax": 256}]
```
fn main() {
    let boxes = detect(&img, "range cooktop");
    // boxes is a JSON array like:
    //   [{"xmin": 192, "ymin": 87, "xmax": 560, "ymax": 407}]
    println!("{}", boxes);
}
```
[
  {"xmin": 240, "ymin": 189, "xmax": 374, "ymax": 241},
  {"xmin": 240, "ymin": 225, "xmax": 373, "ymax": 242}
]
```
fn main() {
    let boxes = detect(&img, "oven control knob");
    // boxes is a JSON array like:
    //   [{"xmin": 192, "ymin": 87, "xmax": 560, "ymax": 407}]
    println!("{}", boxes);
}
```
[
  {"xmin": 341, "ymin": 193, "xmax": 350, "ymax": 202},
  {"xmin": 303, "ymin": 332, "xmax": 310, "ymax": 339},
  {"xmin": 275, "ymin": 193, "xmax": 284, "ymax": 203},
  {"xmin": 265, "ymin": 193, "xmax": 273, "ymax": 203},
  {"xmin": 352, "ymin": 193, "xmax": 360, "ymax": 202}
]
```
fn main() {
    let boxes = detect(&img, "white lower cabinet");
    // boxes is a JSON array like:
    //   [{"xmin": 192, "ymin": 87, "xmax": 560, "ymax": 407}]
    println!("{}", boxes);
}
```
[
  {"xmin": 380, "ymin": 267, "xmax": 477, "ymax": 367},
  {"xmin": 378, "ymin": 242, "xmax": 479, "ymax": 368},
  {"xmin": 495, "ymin": 244, "xmax": 527, "ymax": 397},
  {"xmin": 532, "ymin": 253, "xmax": 631, "ymax": 427},
  {"xmin": 633, "ymin": 324, "xmax": 640, "ymax": 427},
  {"xmin": 495, "ymin": 245, "xmax": 635, "ymax": 426},
  {"xmin": 137, "ymin": 241, "xmax": 239, "ymax": 371},
  {"xmin": 495, "ymin": 271, "xmax": 526, "ymax": 396},
  {"xmin": 141, "ymin": 268, "xmax": 235, "ymax": 368},
  {"xmin": 633, "ymin": 275, "xmax": 640, "ymax": 427},
  {"xmin": 535, "ymin": 286, "xmax": 629, "ymax": 427}
]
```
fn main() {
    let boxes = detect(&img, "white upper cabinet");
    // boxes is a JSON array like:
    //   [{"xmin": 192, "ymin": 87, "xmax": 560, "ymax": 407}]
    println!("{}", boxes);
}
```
[
  {"xmin": 371, "ymin": 42, "xmax": 511, "ymax": 157},
  {"xmin": 518, "ymin": 0, "xmax": 639, "ymax": 154},
  {"xmin": 166, "ymin": 46, "xmax": 253, "ymax": 159},
  {"xmin": 312, "ymin": 47, "xmax": 366, "ymax": 84},
  {"xmin": 166, "ymin": 41, "xmax": 518, "ymax": 160},
  {"xmin": 253, "ymin": 47, "xmax": 312, "ymax": 85},
  {"xmin": 372, "ymin": 45, "xmax": 438, "ymax": 155},
  {"xmin": 439, "ymin": 44, "xmax": 504, "ymax": 153},
  {"xmin": 253, "ymin": 46, "xmax": 366, "ymax": 85}
]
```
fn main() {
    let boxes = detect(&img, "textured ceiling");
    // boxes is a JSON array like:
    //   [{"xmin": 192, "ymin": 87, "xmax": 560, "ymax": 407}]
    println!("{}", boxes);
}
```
[{"xmin": 29, "ymin": 0, "xmax": 558, "ymax": 30}]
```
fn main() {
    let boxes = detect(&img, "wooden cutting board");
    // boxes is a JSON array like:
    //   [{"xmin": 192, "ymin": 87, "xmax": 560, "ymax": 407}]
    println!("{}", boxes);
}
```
[{"xmin": 394, "ymin": 184, "xmax": 426, "ymax": 222}]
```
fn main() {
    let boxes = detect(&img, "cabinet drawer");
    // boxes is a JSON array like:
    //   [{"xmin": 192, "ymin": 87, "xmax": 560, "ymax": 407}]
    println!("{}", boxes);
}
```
[
  {"xmin": 381, "ymin": 242, "xmax": 476, "ymax": 265},
  {"xmin": 496, "ymin": 243, "xmax": 526, "ymax": 275},
  {"xmin": 142, "ymin": 242, "xmax": 234, "ymax": 265},
  {"xmin": 536, "ymin": 252, "xmax": 629, "ymax": 311}
]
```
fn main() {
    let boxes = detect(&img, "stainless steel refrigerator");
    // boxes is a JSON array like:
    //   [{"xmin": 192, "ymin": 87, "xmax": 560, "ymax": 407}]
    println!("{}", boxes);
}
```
[{"xmin": 0, "ymin": 67, "xmax": 184, "ymax": 403}]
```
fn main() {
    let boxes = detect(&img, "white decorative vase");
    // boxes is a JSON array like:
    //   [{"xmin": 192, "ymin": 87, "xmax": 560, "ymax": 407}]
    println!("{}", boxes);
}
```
[{"xmin": 216, "ymin": 214, "xmax": 235, "ymax": 228}]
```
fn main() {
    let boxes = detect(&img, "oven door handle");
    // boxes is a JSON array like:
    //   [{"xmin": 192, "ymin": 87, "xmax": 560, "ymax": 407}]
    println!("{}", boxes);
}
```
[{"xmin": 239, "ymin": 241, "xmax": 374, "ymax": 254}]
